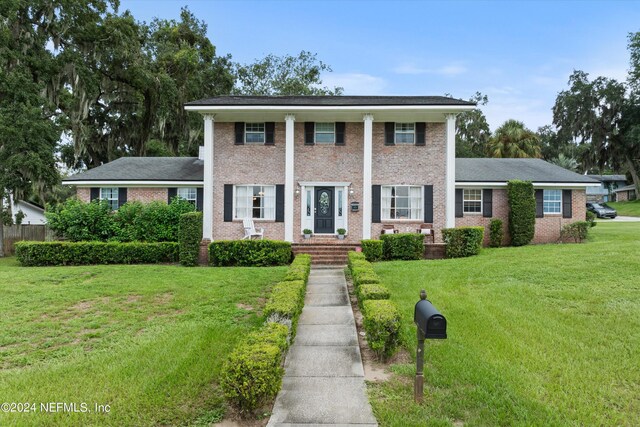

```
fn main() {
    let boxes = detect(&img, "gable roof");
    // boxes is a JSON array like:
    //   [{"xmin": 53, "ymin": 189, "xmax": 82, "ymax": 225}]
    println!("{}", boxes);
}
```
[
  {"xmin": 185, "ymin": 95, "xmax": 475, "ymax": 107},
  {"xmin": 613, "ymin": 184, "xmax": 636, "ymax": 193},
  {"xmin": 63, "ymin": 157, "xmax": 203, "ymax": 183},
  {"xmin": 586, "ymin": 174, "xmax": 627, "ymax": 182},
  {"xmin": 456, "ymin": 158, "xmax": 599, "ymax": 184}
]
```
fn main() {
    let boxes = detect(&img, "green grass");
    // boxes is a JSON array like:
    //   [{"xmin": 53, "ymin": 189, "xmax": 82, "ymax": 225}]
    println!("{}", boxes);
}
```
[
  {"xmin": 368, "ymin": 222, "xmax": 640, "ymax": 426},
  {"xmin": 607, "ymin": 199, "xmax": 640, "ymax": 217},
  {"xmin": 0, "ymin": 260, "xmax": 285, "ymax": 426}
]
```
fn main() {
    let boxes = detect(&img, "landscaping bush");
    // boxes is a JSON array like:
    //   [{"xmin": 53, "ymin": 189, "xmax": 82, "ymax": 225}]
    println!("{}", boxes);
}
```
[
  {"xmin": 560, "ymin": 221, "xmax": 590, "ymax": 243},
  {"xmin": 220, "ymin": 322, "xmax": 289, "ymax": 412},
  {"xmin": 46, "ymin": 198, "xmax": 116, "ymax": 241},
  {"xmin": 348, "ymin": 255, "xmax": 380, "ymax": 289},
  {"xmin": 507, "ymin": 180, "xmax": 536, "ymax": 246},
  {"xmin": 361, "ymin": 239, "xmax": 383, "ymax": 262},
  {"xmin": 283, "ymin": 254, "xmax": 311, "ymax": 281},
  {"xmin": 358, "ymin": 283, "xmax": 391, "ymax": 303},
  {"xmin": 586, "ymin": 211, "xmax": 597, "ymax": 228},
  {"xmin": 263, "ymin": 280, "xmax": 306, "ymax": 323},
  {"xmin": 441, "ymin": 227, "xmax": 484, "ymax": 258},
  {"xmin": 380, "ymin": 233, "xmax": 425, "ymax": 260},
  {"xmin": 489, "ymin": 218, "xmax": 504, "ymax": 248},
  {"xmin": 347, "ymin": 251, "xmax": 366, "ymax": 269},
  {"xmin": 209, "ymin": 240, "xmax": 292, "ymax": 266},
  {"xmin": 178, "ymin": 212, "xmax": 203, "ymax": 267},
  {"xmin": 362, "ymin": 300, "xmax": 401, "ymax": 361},
  {"xmin": 15, "ymin": 241, "xmax": 178, "ymax": 266}
]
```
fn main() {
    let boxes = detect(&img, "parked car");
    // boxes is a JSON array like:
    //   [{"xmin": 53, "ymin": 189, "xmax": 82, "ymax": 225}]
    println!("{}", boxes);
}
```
[{"xmin": 586, "ymin": 202, "xmax": 617, "ymax": 218}]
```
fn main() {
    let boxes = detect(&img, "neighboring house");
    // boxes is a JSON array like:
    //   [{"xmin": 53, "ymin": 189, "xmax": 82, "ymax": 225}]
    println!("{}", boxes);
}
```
[
  {"xmin": 456, "ymin": 158, "xmax": 598, "ymax": 244},
  {"xmin": 585, "ymin": 174, "xmax": 627, "ymax": 202},
  {"xmin": 64, "ymin": 95, "xmax": 599, "ymax": 246},
  {"xmin": 612, "ymin": 184, "xmax": 637, "ymax": 201},
  {"xmin": 6, "ymin": 194, "xmax": 47, "ymax": 224}
]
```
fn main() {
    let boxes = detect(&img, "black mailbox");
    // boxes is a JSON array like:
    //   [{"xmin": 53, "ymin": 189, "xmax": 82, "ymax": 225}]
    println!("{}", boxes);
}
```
[
  {"xmin": 350, "ymin": 201, "xmax": 360, "ymax": 212},
  {"xmin": 414, "ymin": 299, "xmax": 447, "ymax": 339}
]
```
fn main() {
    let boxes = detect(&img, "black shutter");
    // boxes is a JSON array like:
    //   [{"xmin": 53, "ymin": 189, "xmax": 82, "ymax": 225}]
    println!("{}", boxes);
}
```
[
  {"xmin": 275, "ymin": 184, "xmax": 285, "ymax": 222},
  {"xmin": 562, "ymin": 190, "xmax": 572, "ymax": 218},
  {"xmin": 168, "ymin": 188, "xmax": 177, "ymax": 204},
  {"xmin": 483, "ymin": 189, "xmax": 493, "ymax": 217},
  {"xmin": 415, "ymin": 122, "xmax": 426, "ymax": 146},
  {"xmin": 384, "ymin": 122, "xmax": 395, "ymax": 145},
  {"xmin": 535, "ymin": 189, "xmax": 544, "ymax": 218},
  {"xmin": 118, "ymin": 188, "xmax": 127, "ymax": 208},
  {"xmin": 455, "ymin": 189, "xmax": 463, "ymax": 218},
  {"xmin": 196, "ymin": 187, "xmax": 203, "ymax": 212},
  {"xmin": 265, "ymin": 122, "xmax": 275, "ymax": 145},
  {"xmin": 335, "ymin": 122, "xmax": 345, "ymax": 146},
  {"xmin": 304, "ymin": 122, "xmax": 315, "ymax": 145},
  {"xmin": 224, "ymin": 184, "xmax": 233, "ymax": 222},
  {"xmin": 372, "ymin": 185, "xmax": 381, "ymax": 223},
  {"xmin": 424, "ymin": 185, "xmax": 433, "ymax": 223},
  {"xmin": 235, "ymin": 122, "xmax": 244, "ymax": 145},
  {"xmin": 90, "ymin": 188, "xmax": 99, "ymax": 202}
]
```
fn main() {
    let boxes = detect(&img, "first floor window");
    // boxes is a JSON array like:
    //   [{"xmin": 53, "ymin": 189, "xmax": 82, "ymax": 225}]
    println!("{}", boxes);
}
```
[
  {"xmin": 381, "ymin": 185, "xmax": 422, "ymax": 220},
  {"xmin": 543, "ymin": 189, "xmax": 562, "ymax": 214},
  {"xmin": 177, "ymin": 187, "xmax": 197, "ymax": 205},
  {"xmin": 100, "ymin": 187, "xmax": 119, "ymax": 210},
  {"xmin": 395, "ymin": 123, "xmax": 415, "ymax": 144},
  {"xmin": 245, "ymin": 123, "xmax": 265, "ymax": 143},
  {"xmin": 463, "ymin": 189, "xmax": 482, "ymax": 213},
  {"xmin": 315, "ymin": 122, "xmax": 335, "ymax": 143},
  {"xmin": 235, "ymin": 185, "xmax": 275, "ymax": 219}
]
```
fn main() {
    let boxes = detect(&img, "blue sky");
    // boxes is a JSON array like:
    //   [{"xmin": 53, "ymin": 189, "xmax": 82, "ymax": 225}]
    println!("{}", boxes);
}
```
[{"xmin": 120, "ymin": 0, "xmax": 640, "ymax": 131}]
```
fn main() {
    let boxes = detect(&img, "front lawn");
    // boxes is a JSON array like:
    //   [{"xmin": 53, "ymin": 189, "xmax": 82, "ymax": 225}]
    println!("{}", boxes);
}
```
[
  {"xmin": 369, "ymin": 222, "xmax": 640, "ymax": 426},
  {"xmin": 607, "ymin": 199, "xmax": 640, "ymax": 217},
  {"xmin": 0, "ymin": 259, "xmax": 286, "ymax": 426}
]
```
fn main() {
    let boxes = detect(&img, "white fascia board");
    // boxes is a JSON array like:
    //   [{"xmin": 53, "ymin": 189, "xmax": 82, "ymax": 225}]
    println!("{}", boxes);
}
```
[
  {"xmin": 184, "ymin": 105, "xmax": 476, "ymax": 113},
  {"xmin": 455, "ymin": 181, "xmax": 601, "ymax": 188},
  {"xmin": 62, "ymin": 181, "xmax": 204, "ymax": 187},
  {"xmin": 298, "ymin": 181, "xmax": 352, "ymax": 187}
]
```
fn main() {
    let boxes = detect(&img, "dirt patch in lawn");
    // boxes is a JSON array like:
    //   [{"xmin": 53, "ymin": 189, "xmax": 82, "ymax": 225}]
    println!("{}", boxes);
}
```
[{"xmin": 236, "ymin": 303, "xmax": 254, "ymax": 311}]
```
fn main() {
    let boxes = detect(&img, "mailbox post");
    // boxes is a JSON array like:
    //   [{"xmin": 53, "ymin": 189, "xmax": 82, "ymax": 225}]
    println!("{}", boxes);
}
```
[{"xmin": 413, "ymin": 289, "xmax": 447, "ymax": 403}]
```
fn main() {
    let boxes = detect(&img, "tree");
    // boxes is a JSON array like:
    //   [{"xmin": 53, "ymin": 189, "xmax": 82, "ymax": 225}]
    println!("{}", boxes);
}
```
[
  {"xmin": 549, "ymin": 153, "xmax": 579, "ymax": 171},
  {"xmin": 486, "ymin": 120, "xmax": 541, "ymax": 158},
  {"xmin": 455, "ymin": 92, "xmax": 491, "ymax": 157},
  {"xmin": 233, "ymin": 51, "xmax": 343, "ymax": 96}
]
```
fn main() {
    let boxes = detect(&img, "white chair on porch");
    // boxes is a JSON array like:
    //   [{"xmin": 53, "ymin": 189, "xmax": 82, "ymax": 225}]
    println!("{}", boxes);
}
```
[{"xmin": 242, "ymin": 218, "xmax": 264, "ymax": 240}]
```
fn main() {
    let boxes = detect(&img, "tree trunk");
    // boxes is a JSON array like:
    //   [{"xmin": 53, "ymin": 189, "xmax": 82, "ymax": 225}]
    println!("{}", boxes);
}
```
[
  {"xmin": 626, "ymin": 157, "xmax": 640, "ymax": 195},
  {"xmin": 0, "ymin": 204, "xmax": 4, "ymax": 258}
]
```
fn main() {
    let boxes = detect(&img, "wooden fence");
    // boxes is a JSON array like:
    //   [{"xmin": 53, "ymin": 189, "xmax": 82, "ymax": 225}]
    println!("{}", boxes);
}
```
[{"xmin": 2, "ymin": 225, "xmax": 56, "ymax": 255}]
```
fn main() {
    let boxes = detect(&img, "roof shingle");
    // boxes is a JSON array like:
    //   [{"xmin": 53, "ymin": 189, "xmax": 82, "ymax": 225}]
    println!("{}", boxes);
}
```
[
  {"xmin": 456, "ymin": 158, "xmax": 599, "ymax": 184},
  {"xmin": 185, "ymin": 95, "xmax": 475, "ymax": 107},
  {"xmin": 63, "ymin": 157, "xmax": 203, "ymax": 182}
]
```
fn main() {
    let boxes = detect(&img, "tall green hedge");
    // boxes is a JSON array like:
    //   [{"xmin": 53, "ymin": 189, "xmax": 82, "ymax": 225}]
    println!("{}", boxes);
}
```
[
  {"xmin": 507, "ymin": 180, "xmax": 536, "ymax": 246},
  {"xmin": 208, "ymin": 240, "xmax": 292, "ymax": 266},
  {"xmin": 178, "ymin": 212, "xmax": 203, "ymax": 266},
  {"xmin": 361, "ymin": 239, "xmax": 383, "ymax": 262},
  {"xmin": 441, "ymin": 226, "xmax": 484, "ymax": 258},
  {"xmin": 380, "ymin": 233, "xmax": 425, "ymax": 260}
]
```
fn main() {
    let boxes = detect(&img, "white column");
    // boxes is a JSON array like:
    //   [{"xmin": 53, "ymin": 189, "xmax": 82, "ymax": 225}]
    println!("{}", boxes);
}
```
[
  {"xmin": 284, "ymin": 114, "xmax": 296, "ymax": 242},
  {"xmin": 445, "ymin": 113, "xmax": 457, "ymax": 228},
  {"xmin": 202, "ymin": 114, "xmax": 215, "ymax": 241},
  {"xmin": 362, "ymin": 114, "xmax": 374, "ymax": 239}
]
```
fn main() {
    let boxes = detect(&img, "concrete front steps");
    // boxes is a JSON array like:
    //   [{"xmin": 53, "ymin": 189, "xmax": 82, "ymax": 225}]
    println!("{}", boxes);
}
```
[{"xmin": 292, "ymin": 241, "xmax": 359, "ymax": 265}]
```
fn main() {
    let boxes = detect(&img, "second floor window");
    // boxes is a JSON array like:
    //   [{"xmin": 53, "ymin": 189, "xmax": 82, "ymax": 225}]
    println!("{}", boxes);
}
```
[
  {"xmin": 245, "ymin": 123, "xmax": 265, "ymax": 143},
  {"xmin": 315, "ymin": 123, "xmax": 335, "ymax": 143},
  {"xmin": 395, "ymin": 123, "xmax": 415, "ymax": 144}
]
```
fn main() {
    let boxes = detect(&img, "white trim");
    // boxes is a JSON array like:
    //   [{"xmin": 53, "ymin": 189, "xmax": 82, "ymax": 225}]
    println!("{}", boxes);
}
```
[
  {"xmin": 202, "ymin": 114, "xmax": 215, "ymax": 240},
  {"xmin": 445, "ymin": 114, "xmax": 456, "ymax": 228},
  {"xmin": 314, "ymin": 122, "xmax": 335, "ymax": 144},
  {"xmin": 244, "ymin": 122, "xmax": 266, "ymax": 144},
  {"xmin": 298, "ymin": 181, "xmax": 352, "ymax": 187},
  {"xmin": 64, "ymin": 181, "xmax": 203, "ymax": 187},
  {"xmin": 185, "ymin": 105, "xmax": 476, "ymax": 113},
  {"xmin": 362, "ymin": 114, "xmax": 374, "ymax": 239},
  {"xmin": 455, "ymin": 181, "xmax": 600, "ymax": 188},
  {"xmin": 285, "ymin": 114, "xmax": 295, "ymax": 242}
]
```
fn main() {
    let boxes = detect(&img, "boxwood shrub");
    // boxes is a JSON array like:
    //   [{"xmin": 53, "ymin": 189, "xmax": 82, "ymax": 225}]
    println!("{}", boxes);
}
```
[
  {"xmin": 358, "ymin": 283, "xmax": 391, "ymax": 303},
  {"xmin": 283, "ymin": 254, "xmax": 311, "ymax": 281},
  {"xmin": 347, "ymin": 251, "xmax": 366, "ymax": 269},
  {"xmin": 380, "ymin": 233, "xmax": 425, "ymax": 260},
  {"xmin": 362, "ymin": 300, "xmax": 401, "ymax": 361},
  {"xmin": 263, "ymin": 280, "xmax": 306, "ymax": 326},
  {"xmin": 209, "ymin": 240, "xmax": 292, "ymax": 266},
  {"xmin": 15, "ymin": 241, "xmax": 178, "ymax": 266},
  {"xmin": 178, "ymin": 212, "xmax": 203, "ymax": 266},
  {"xmin": 560, "ymin": 221, "xmax": 590, "ymax": 243},
  {"xmin": 441, "ymin": 226, "xmax": 484, "ymax": 258},
  {"xmin": 489, "ymin": 218, "xmax": 504, "ymax": 248},
  {"xmin": 361, "ymin": 239, "xmax": 383, "ymax": 262},
  {"xmin": 507, "ymin": 180, "xmax": 536, "ymax": 246}
]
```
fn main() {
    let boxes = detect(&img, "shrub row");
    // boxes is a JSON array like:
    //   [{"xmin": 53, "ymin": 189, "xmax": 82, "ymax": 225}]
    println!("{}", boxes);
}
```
[
  {"xmin": 560, "ymin": 221, "xmax": 590, "ymax": 243},
  {"xmin": 178, "ymin": 212, "xmax": 202, "ymax": 266},
  {"xmin": 361, "ymin": 239, "xmax": 383, "ymax": 261},
  {"xmin": 221, "ymin": 254, "xmax": 311, "ymax": 412},
  {"xmin": 15, "ymin": 241, "xmax": 178, "ymax": 266},
  {"xmin": 441, "ymin": 226, "xmax": 485, "ymax": 258},
  {"xmin": 209, "ymin": 240, "xmax": 292, "ymax": 266},
  {"xmin": 347, "ymin": 252, "xmax": 399, "ymax": 360},
  {"xmin": 380, "ymin": 233, "xmax": 425, "ymax": 260},
  {"xmin": 507, "ymin": 180, "xmax": 536, "ymax": 246}
]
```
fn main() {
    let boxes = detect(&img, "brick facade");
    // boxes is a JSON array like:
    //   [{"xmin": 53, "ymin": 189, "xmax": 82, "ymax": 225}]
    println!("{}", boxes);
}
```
[
  {"xmin": 456, "ymin": 188, "xmax": 587, "ymax": 245},
  {"xmin": 75, "ymin": 187, "xmax": 168, "ymax": 204}
]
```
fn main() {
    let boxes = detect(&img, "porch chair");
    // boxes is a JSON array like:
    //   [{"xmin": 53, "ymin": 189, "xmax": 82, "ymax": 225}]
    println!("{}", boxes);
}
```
[
  {"xmin": 242, "ymin": 218, "xmax": 264, "ymax": 240},
  {"xmin": 417, "ymin": 223, "xmax": 435, "ymax": 244},
  {"xmin": 380, "ymin": 224, "xmax": 399, "ymax": 236}
]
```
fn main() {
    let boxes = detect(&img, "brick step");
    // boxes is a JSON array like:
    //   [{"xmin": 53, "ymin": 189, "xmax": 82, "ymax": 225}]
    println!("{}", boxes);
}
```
[{"xmin": 293, "ymin": 249, "xmax": 355, "ymax": 254}]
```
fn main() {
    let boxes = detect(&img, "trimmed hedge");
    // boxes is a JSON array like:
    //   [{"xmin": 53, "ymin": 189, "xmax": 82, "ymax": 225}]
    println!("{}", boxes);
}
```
[
  {"xmin": 441, "ymin": 226, "xmax": 484, "ymax": 258},
  {"xmin": 560, "ymin": 221, "xmax": 590, "ymax": 243},
  {"xmin": 362, "ymin": 300, "xmax": 401, "ymax": 361},
  {"xmin": 178, "ymin": 212, "xmax": 202, "ymax": 266},
  {"xmin": 283, "ymin": 254, "xmax": 311, "ymax": 282},
  {"xmin": 489, "ymin": 218, "xmax": 504, "ymax": 248},
  {"xmin": 507, "ymin": 180, "xmax": 536, "ymax": 246},
  {"xmin": 380, "ymin": 233, "xmax": 425, "ymax": 260},
  {"xmin": 347, "ymin": 251, "xmax": 366, "ymax": 269},
  {"xmin": 15, "ymin": 241, "xmax": 178, "ymax": 266},
  {"xmin": 209, "ymin": 240, "xmax": 292, "ymax": 266},
  {"xmin": 358, "ymin": 283, "xmax": 391, "ymax": 303},
  {"xmin": 361, "ymin": 239, "xmax": 383, "ymax": 262},
  {"xmin": 220, "ymin": 322, "xmax": 289, "ymax": 412},
  {"xmin": 264, "ymin": 280, "xmax": 306, "ymax": 324}
]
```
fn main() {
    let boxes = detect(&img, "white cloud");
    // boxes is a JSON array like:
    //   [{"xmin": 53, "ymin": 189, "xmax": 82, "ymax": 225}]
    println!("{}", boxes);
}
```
[
  {"xmin": 322, "ymin": 73, "xmax": 387, "ymax": 95},
  {"xmin": 393, "ymin": 62, "xmax": 467, "ymax": 76}
]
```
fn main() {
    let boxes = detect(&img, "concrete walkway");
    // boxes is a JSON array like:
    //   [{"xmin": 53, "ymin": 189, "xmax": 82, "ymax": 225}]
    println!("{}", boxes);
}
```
[{"xmin": 267, "ymin": 268, "xmax": 377, "ymax": 427}]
